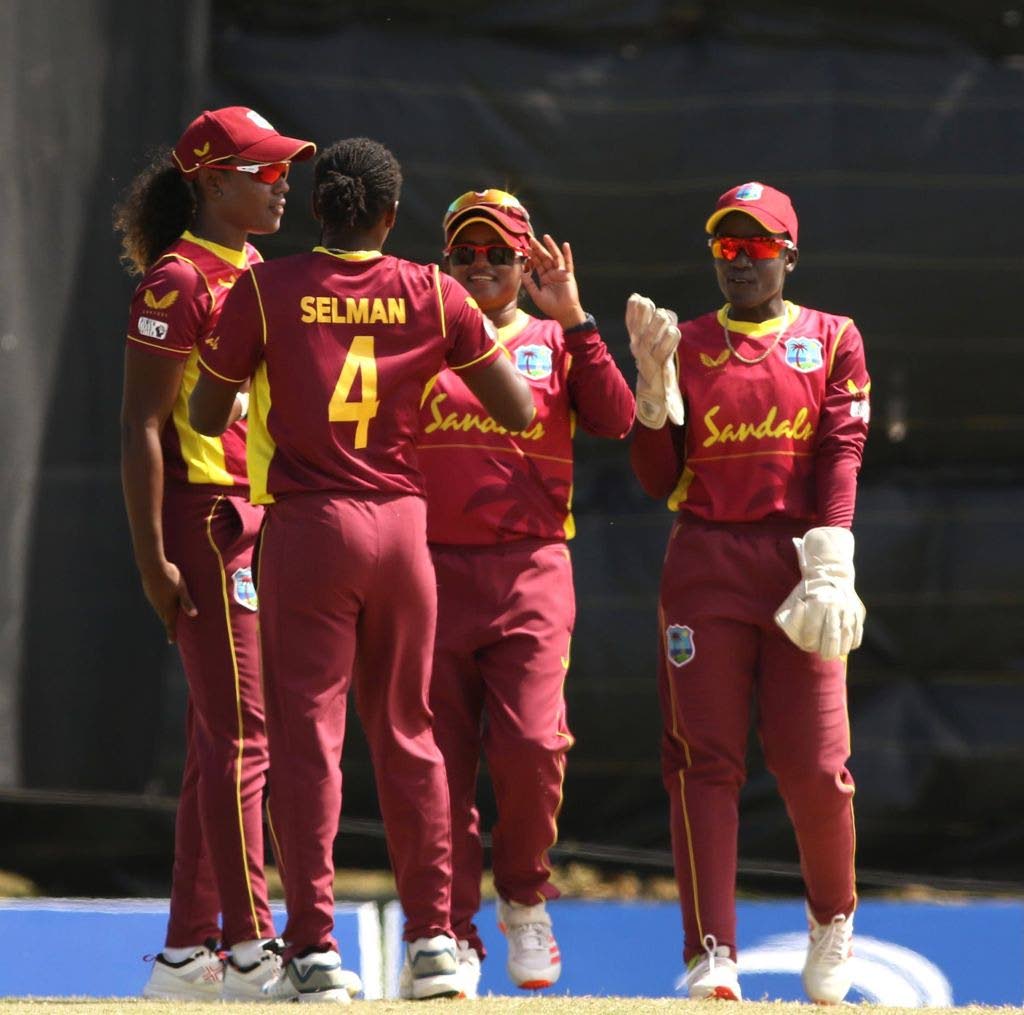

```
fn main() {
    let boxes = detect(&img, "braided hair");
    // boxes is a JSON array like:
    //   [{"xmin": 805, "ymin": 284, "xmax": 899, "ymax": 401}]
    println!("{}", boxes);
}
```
[
  {"xmin": 314, "ymin": 138, "xmax": 402, "ymax": 234},
  {"xmin": 112, "ymin": 147, "xmax": 197, "ymax": 276}
]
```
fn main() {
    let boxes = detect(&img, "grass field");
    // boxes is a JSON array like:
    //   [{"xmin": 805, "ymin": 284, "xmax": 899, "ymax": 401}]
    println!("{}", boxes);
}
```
[{"xmin": 1, "ymin": 1002, "xmax": 1022, "ymax": 1015}]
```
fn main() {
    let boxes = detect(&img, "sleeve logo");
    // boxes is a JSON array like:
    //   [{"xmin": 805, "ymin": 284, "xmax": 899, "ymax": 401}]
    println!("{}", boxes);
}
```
[
  {"xmin": 144, "ymin": 288, "xmax": 179, "ymax": 310},
  {"xmin": 137, "ymin": 316, "xmax": 168, "ymax": 341}
]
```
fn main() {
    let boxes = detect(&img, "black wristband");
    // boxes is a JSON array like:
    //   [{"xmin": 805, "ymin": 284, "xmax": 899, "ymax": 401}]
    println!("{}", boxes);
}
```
[{"xmin": 563, "ymin": 313, "xmax": 597, "ymax": 335}]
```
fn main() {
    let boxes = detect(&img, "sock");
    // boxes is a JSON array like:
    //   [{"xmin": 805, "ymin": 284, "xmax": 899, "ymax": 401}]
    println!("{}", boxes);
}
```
[
  {"xmin": 161, "ymin": 944, "xmax": 205, "ymax": 963},
  {"xmin": 231, "ymin": 939, "xmax": 267, "ymax": 969}
]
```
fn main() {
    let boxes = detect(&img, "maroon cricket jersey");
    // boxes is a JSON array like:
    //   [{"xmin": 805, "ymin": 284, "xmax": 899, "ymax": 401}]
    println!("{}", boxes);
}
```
[
  {"xmin": 198, "ymin": 248, "xmax": 502, "ymax": 503},
  {"xmin": 419, "ymin": 310, "xmax": 634, "ymax": 544},
  {"xmin": 125, "ymin": 230, "xmax": 258, "ymax": 489},
  {"xmin": 665, "ymin": 301, "xmax": 870, "ymax": 525}
]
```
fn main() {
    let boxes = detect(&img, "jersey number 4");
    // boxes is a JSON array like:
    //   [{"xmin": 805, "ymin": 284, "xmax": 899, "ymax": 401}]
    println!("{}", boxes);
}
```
[{"xmin": 328, "ymin": 335, "xmax": 379, "ymax": 449}]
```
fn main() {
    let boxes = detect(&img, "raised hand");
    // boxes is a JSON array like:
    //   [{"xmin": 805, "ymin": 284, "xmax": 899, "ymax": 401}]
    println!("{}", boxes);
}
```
[{"xmin": 522, "ymin": 234, "xmax": 587, "ymax": 330}]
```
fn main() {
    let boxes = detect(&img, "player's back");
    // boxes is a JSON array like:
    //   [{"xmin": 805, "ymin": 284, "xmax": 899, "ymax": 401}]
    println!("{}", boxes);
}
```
[{"xmin": 244, "ymin": 249, "xmax": 477, "ymax": 503}]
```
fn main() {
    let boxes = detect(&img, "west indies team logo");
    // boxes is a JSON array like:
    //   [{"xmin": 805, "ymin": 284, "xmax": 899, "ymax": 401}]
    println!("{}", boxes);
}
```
[
  {"xmin": 515, "ymin": 344, "xmax": 553, "ymax": 380},
  {"xmin": 783, "ymin": 336, "xmax": 824, "ymax": 373},
  {"xmin": 232, "ymin": 567, "xmax": 258, "ymax": 611},
  {"xmin": 665, "ymin": 624, "xmax": 695, "ymax": 667}
]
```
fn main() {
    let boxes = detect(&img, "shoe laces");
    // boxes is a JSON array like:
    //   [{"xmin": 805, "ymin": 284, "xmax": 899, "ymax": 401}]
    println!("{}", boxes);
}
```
[
  {"xmin": 511, "ymin": 921, "xmax": 552, "ymax": 953},
  {"xmin": 812, "ymin": 914, "xmax": 851, "ymax": 962}
]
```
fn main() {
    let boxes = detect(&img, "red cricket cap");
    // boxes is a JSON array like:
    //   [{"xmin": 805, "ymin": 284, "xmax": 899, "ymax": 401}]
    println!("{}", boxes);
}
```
[
  {"xmin": 443, "ymin": 189, "xmax": 534, "ymax": 255},
  {"xmin": 172, "ymin": 106, "xmax": 316, "ymax": 176},
  {"xmin": 705, "ymin": 181, "xmax": 799, "ymax": 245}
]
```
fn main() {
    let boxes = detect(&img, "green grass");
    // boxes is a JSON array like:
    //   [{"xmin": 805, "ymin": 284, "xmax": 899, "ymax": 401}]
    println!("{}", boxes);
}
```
[{"xmin": 0, "ymin": 1001, "xmax": 1021, "ymax": 1014}]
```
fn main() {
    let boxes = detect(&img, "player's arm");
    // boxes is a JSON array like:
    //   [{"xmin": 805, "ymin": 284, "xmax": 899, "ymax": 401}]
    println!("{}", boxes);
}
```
[
  {"xmin": 630, "ymin": 420, "xmax": 686, "ymax": 499},
  {"xmin": 120, "ymin": 348, "xmax": 197, "ymax": 643},
  {"xmin": 190, "ymin": 373, "xmax": 243, "ymax": 436},
  {"xmin": 190, "ymin": 270, "xmax": 263, "ymax": 435},
  {"xmin": 814, "ymin": 321, "xmax": 870, "ymax": 527},
  {"xmin": 524, "ymin": 233, "xmax": 634, "ymax": 437},
  {"xmin": 462, "ymin": 351, "xmax": 535, "ymax": 432}
]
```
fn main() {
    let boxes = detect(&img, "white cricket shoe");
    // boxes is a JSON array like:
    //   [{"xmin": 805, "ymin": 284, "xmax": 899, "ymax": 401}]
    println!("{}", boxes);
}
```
[
  {"xmin": 683, "ymin": 936, "xmax": 741, "ymax": 1001},
  {"xmin": 457, "ymin": 940, "xmax": 482, "ymax": 1000},
  {"xmin": 222, "ymin": 938, "xmax": 286, "ymax": 1001},
  {"xmin": 142, "ymin": 941, "xmax": 224, "ymax": 1000},
  {"xmin": 802, "ymin": 904, "xmax": 854, "ymax": 1004},
  {"xmin": 496, "ymin": 898, "xmax": 561, "ymax": 990},
  {"xmin": 398, "ymin": 934, "xmax": 463, "ymax": 1000},
  {"xmin": 260, "ymin": 949, "xmax": 362, "ymax": 1003}
]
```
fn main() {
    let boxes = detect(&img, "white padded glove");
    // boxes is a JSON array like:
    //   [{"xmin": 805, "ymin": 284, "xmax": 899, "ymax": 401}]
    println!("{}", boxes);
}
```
[
  {"xmin": 774, "ymin": 526, "xmax": 866, "ymax": 661},
  {"xmin": 625, "ymin": 293, "xmax": 685, "ymax": 429}
]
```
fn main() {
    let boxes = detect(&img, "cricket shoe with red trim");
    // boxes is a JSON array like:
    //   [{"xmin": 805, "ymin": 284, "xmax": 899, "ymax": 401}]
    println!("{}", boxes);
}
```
[
  {"xmin": 142, "ymin": 940, "xmax": 224, "ymax": 1000},
  {"xmin": 802, "ymin": 904, "xmax": 854, "ymax": 1004},
  {"xmin": 497, "ymin": 898, "xmax": 561, "ymax": 990},
  {"xmin": 683, "ymin": 936, "xmax": 741, "ymax": 1001}
]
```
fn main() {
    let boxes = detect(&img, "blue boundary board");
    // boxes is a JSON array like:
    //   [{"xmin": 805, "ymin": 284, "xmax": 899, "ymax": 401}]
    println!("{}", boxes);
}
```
[
  {"xmin": 383, "ymin": 898, "xmax": 1024, "ymax": 1005},
  {"xmin": 0, "ymin": 899, "xmax": 381, "ymax": 998}
]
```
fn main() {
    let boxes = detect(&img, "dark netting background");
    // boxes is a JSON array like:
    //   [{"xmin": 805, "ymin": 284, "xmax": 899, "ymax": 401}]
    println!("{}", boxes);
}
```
[{"xmin": 2, "ymin": 0, "xmax": 1022, "ymax": 896}]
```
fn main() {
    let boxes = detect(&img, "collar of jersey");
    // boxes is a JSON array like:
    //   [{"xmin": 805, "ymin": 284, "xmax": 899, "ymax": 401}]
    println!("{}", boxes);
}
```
[
  {"xmin": 181, "ymin": 230, "xmax": 250, "ymax": 269},
  {"xmin": 496, "ymin": 308, "xmax": 532, "ymax": 344},
  {"xmin": 717, "ymin": 300, "xmax": 799, "ymax": 337},
  {"xmin": 314, "ymin": 246, "xmax": 384, "ymax": 261}
]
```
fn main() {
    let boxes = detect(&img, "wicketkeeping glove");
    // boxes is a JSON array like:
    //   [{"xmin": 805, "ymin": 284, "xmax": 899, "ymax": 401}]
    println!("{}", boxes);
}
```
[
  {"xmin": 625, "ymin": 293, "xmax": 685, "ymax": 429},
  {"xmin": 774, "ymin": 526, "xmax": 866, "ymax": 661}
]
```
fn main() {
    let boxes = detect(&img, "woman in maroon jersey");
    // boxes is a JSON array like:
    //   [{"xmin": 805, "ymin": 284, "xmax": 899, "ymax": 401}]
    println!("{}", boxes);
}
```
[
  {"xmin": 627, "ymin": 182, "xmax": 870, "ymax": 1004},
  {"xmin": 115, "ymin": 107, "xmax": 315, "ymax": 999},
  {"xmin": 189, "ymin": 139, "xmax": 535, "ymax": 1002},
  {"xmin": 418, "ymin": 190, "xmax": 635, "ymax": 996}
]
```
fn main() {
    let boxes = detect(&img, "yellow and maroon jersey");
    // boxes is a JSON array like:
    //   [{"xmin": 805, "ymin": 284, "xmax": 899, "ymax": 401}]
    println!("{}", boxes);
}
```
[
  {"xmin": 198, "ymin": 248, "xmax": 502, "ymax": 504},
  {"xmin": 668, "ymin": 301, "xmax": 870, "ymax": 525},
  {"xmin": 419, "ymin": 310, "xmax": 634, "ymax": 545},
  {"xmin": 125, "ymin": 231, "xmax": 259, "ymax": 490}
]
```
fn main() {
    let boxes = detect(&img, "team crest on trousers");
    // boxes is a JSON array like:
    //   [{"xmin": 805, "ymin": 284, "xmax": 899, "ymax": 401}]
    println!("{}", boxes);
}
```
[
  {"xmin": 232, "ymin": 567, "xmax": 258, "ymax": 611},
  {"xmin": 666, "ymin": 624, "xmax": 695, "ymax": 667}
]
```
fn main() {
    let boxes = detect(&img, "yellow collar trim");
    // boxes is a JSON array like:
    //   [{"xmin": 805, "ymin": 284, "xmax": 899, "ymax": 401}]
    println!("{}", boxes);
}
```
[
  {"xmin": 314, "ymin": 246, "xmax": 384, "ymax": 261},
  {"xmin": 496, "ymin": 308, "xmax": 532, "ymax": 343},
  {"xmin": 182, "ymin": 230, "xmax": 249, "ymax": 269},
  {"xmin": 717, "ymin": 300, "xmax": 799, "ymax": 337}
]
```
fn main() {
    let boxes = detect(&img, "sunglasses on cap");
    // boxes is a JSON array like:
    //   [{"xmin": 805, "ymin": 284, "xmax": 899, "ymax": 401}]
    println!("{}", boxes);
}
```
[
  {"xmin": 205, "ymin": 161, "xmax": 290, "ymax": 184},
  {"xmin": 445, "ymin": 243, "xmax": 522, "ymax": 267},
  {"xmin": 709, "ymin": 235, "xmax": 795, "ymax": 261},
  {"xmin": 443, "ymin": 189, "xmax": 531, "ymax": 228}
]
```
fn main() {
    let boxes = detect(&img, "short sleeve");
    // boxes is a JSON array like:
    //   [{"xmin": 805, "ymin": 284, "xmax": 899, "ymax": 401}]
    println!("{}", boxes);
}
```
[
  {"xmin": 125, "ymin": 257, "xmax": 208, "ymax": 358},
  {"xmin": 438, "ymin": 272, "xmax": 501, "ymax": 373},
  {"xmin": 197, "ymin": 268, "xmax": 265, "ymax": 383}
]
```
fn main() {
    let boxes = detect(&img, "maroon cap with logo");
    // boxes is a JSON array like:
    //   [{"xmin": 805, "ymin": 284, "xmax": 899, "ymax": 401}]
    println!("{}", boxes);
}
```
[
  {"xmin": 172, "ymin": 106, "xmax": 316, "ymax": 176},
  {"xmin": 443, "ymin": 189, "xmax": 535, "ymax": 255},
  {"xmin": 705, "ymin": 181, "xmax": 799, "ymax": 245}
]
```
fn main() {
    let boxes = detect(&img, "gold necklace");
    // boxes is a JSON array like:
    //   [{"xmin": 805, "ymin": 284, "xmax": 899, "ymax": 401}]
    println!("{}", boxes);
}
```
[{"xmin": 722, "ymin": 303, "xmax": 791, "ymax": 365}]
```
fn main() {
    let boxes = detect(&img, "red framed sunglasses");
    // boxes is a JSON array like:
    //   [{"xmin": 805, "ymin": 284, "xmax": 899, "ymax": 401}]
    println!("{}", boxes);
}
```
[
  {"xmin": 205, "ymin": 161, "xmax": 290, "ymax": 184},
  {"xmin": 709, "ymin": 235, "xmax": 795, "ymax": 261},
  {"xmin": 445, "ymin": 243, "xmax": 522, "ymax": 267}
]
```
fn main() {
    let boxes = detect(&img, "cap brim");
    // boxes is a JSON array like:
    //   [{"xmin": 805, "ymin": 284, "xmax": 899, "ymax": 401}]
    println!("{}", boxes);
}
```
[
  {"xmin": 705, "ymin": 206, "xmax": 789, "ymax": 236},
  {"xmin": 447, "ymin": 213, "xmax": 532, "ymax": 254},
  {"xmin": 237, "ymin": 137, "xmax": 317, "ymax": 164}
]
